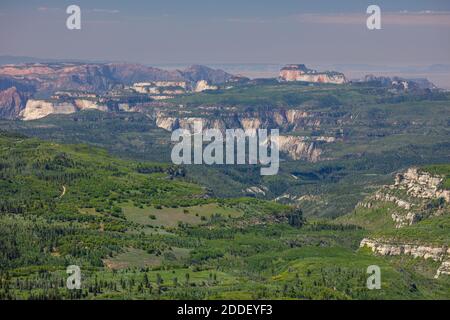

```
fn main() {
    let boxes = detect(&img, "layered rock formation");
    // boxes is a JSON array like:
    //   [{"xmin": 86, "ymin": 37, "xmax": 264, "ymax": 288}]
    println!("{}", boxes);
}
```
[
  {"xmin": 358, "ymin": 167, "xmax": 449, "ymax": 228},
  {"xmin": 273, "ymin": 135, "xmax": 321, "ymax": 162},
  {"xmin": 152, "ymin": 109, "xmax": 339, "ymax": 162},
  {"xmin": 20, "ymin": 98, "xmax": 109, "ymax": 121},
  {"xmin": 361, "ymin": 238, "xmax": 448, "ymax": 261},
  {"xmin": 153, "ymin": 108, "xmax": 341, "ymax": 133},
  {"xmin": 360, "ymin": 238, "xmax": 450, "ymax": 278},
  {"xmin": 358, "ymin": 167, "xmax": 449, "ymax": 278},
  {"xmin": 20, "ymin": 100, "xmax": 77, "ymax": 121},
  {"xmin": 279, "ymin": 64, "xmax": 347, "ymax": 84}
]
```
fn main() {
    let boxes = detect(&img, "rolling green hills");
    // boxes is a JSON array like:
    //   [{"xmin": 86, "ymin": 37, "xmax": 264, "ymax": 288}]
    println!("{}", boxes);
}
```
[
  {"xmin": 2, "ymin": 83, "xmax": 449, "ymax": 218},
  {"xmin": 0, "ymin": 132, "xmax": 448, "ymax": 299}
]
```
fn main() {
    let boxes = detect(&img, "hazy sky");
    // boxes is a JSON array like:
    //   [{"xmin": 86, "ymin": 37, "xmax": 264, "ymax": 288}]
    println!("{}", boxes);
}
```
[{"xmin": 1, "ymin": 0, "xmax": 450, "ymax": 66}]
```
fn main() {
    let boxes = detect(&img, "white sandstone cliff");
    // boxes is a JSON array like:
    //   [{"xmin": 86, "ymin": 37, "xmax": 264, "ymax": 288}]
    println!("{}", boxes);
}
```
[
  {"xmin": 20, "ymin": 100, "xmax": 77, "ymax": 121},
  {"xmin": 360, "ymin": 238, "xmax": 450, "ymax": 278}
]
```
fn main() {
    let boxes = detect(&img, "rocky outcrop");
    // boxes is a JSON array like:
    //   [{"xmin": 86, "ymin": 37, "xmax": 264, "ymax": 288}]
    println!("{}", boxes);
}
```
[
  {"xmin": 156, "ymin": 116, "xmax": 179, "ymax": 131},
  {"xmin": 358, "ymin": 167, "xmax": 449, "ymax": 228},
  {"xmin": 20, "ymin": 99, "xmax": 77, "ymax": 121},
  {"xmin": 244, "ymin": 186, "xmax": 268, "ymax": 196},
  {"xmin": 360, "ymin": 238, "xmax": 448, "ymax": 261},
  {"xmin": 0, "ymin": 87, "xmax": 28, "ymax": 119},
  {"xmin": 274, "ymin": 193, "xmax": 320, "ymax": 203},
  {"xmin": 153, "ymin": 107, "xmax": 343, "ymax": 133},
  {"xmin": 20, "ymin": 98, "xmax": 110, "ymax": 121},
  {"xmin": 194, "ymin": 80, "xmax": 218, "ymax": 92},
  {"xmin": 131, "ymin": 81, "xmax": 189, "ymax": 98},
  {"xmin": 360, "ymin": 238, "xmax": 450, "ymax": 278},
  {"xmin": 239, "ymin": 118, "xmax": 262, "ymax": 130},
  {"xmin": 73, "ymin": 99, "xmax": 108, "ymax": 111},
  {"xmin": 273, "ymin": 135, "xmax": 321, "ymax": 162},
  {"xmin": 153, "ymin": 111, "xmax": 335, "ymax": 162},
  {"xmin": 279, "ymin": 64, "xmax": 346, "ymax": 84},
  {"xmin": 395, "ymin": 168, "xmax": 450, "ymax": 202}
]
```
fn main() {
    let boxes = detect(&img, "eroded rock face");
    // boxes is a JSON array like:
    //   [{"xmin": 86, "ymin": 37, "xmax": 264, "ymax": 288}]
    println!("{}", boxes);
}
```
[
  {"xmin": 19, "ymin": 94, "xmax": 114, "ymax": 121},
  {"xmin": 153, "ymin": 108, "xmax": 340, "ymax": 133},
  {"xmin": 358, "ymin": 166, "xmax": 449, "ymax": 278},
  {"xmin": 285, "ymin": 110, "xmax": 310, "ymax": 125},
  {"xmin": 395, "ymin": 168, "xmax": 450, "ymax": 202},
  {"xmin": 279, "ymin": 64, "xmax": 347, "ymax": 84},
  {"xmin": 244, "ymin": 186, "xmax": 268, "ymax": 196},
  {"xmin": 0, "ymin": 87, "xmax": 27, "ymax": 119},
  {"xmin": 155, "ymin": 116, "xmax": 179, "ymax": 131},
  {"xmin": 358, "ymin": 167, "xmax": 449, "ymax": 228},
  {"xmin": 194, "ymin": 80, "xmax": 218, "ymax": 92},
  {"xmin": 153, "ymin": 112, "xmax": 332, "ymax": 162},
  {"xmin": 273, "ymin": 135, "xmax": 321, "ymax": 162},
  {"xmin": 360, "ymin": 238, "xmax": 450, "ymax": 278},
  {"xmin": 361, "ymin": 238, "xmax": 448, "ymax": 261},
  {"xmin": 74, "ymin": 99, "xmax": 108, "ymax": 111},
  {"xmin": 20, "ymin": 99, "xmax": 77, "ymax": 121},
  {"xmin": 239, "ymin": 118, "xmax": 262, "ymax": 130}
]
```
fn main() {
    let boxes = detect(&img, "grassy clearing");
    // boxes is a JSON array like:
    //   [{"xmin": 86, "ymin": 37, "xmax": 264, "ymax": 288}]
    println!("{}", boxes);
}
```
[
  {"xmin": 103, "ymin": 247, "xmax": 191, "ymax": 270},
  {"xmin": 103, "ymin": 248, "xmax": 163, "ymax": 270},
  {"xmin": 123, "ymin": 203, "xmax": 243, "ymax": 228}
]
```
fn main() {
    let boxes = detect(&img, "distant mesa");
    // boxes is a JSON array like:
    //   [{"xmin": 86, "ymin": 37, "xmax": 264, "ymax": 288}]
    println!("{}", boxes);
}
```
[{"xmin": 279, "ymin": 64, "xmax": 347, "ymax": 84}]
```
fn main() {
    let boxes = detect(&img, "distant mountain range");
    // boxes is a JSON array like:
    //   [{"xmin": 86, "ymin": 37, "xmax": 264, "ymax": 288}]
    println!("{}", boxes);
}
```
[
  {"xmin": 0, "ymin": 56, "xmax": 243, "ymax": 86},
  {"xmin": 0, "ymin": 62, "xmax": 243, "ymax": 92},
  {"xmin": 0, "ymin": 61, "xmax": 247, "ymax": 119},
  {"xmin": 0, "ymin": 57, "xmax": 444, "ymax": 120}
]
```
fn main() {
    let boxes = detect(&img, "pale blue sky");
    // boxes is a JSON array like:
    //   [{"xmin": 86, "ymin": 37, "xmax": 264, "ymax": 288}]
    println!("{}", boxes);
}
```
[{"xmin": 1, "ymin": 0, "xmax": 450, "ymax": 65}]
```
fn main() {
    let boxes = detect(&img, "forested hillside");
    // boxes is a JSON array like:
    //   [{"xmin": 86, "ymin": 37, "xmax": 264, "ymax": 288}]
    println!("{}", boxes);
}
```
[{"xmin": 0, "ymin": 132, "xmax": 448, "ymax": 299}]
